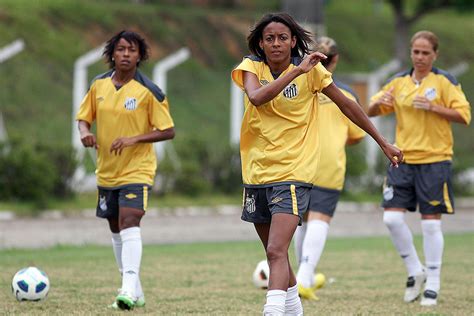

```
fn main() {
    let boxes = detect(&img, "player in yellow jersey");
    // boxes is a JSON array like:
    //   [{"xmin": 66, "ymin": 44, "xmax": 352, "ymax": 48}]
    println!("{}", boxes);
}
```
[
  {"xmin": 293, "ymin": 36, "xmax": 366, "ymax": 301},
  {"xmin": 368, "ymin": 31, "xmax": 471, "ymax": 306},
  {"xmin": 76, "ymin": 31, "xmax": 175, "ymax": 310},
  {"xmin": 232, "ymin": 13, "xmax": 402, "ymax": 316}
]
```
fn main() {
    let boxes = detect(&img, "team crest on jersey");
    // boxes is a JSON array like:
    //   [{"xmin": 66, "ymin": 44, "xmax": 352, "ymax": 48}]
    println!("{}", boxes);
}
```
[
  {"xmin": 424, "ymin": 88, "xmax": 437, "ymax": 101},
  {"xmin": 283, "ymin": 83, "xmax": 298, "ymax": 99},
  {"xmin": 245, "ymin": 194, "xmax": 256, "ymax": 214},
  {"xmin": 124, "ymin": 97, "xmax": 138, "ymax": 110},
  {"xmin": 260, "ymin": 79, "xmax": 269, "ymax": 85}
]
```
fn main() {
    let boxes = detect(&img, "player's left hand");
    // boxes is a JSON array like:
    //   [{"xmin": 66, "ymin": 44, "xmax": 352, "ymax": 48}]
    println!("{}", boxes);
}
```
[
  {"xmin": 381, "ymin": 142, "xmax": 403, "ymax": 168},
  {"xmin": 110, "ymin": 137, "xmax": 135, "ymax": 155},
  {"xmin": 412, "ymin": 95, "xmax": 432, "ymax": 111}
]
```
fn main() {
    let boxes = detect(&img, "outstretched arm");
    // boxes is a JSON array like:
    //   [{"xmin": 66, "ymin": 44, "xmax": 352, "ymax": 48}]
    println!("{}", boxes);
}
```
[
  {"xmin": 243, "ymin": 52, "xmax": 327, "ymax": 106},
  {"xmin": 322, "ymin": 83, "xmax": 403, "ymax": 167}
]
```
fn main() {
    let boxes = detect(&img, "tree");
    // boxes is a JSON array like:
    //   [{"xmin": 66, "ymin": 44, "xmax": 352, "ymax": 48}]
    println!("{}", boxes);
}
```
[
  {"xmin": 387, "ymin": 0, "xmax": 473, "ymax": 65},
  {"xmin": 281, "ymin": 0, "xmax": 326, "ymax": 37}
]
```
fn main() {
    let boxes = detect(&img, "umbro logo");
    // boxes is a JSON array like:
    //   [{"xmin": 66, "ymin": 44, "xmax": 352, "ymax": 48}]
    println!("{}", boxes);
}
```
[
  {"xmin": 429, "ymin": 200, "xmax": 441, "ymax": 206},
  {"xmin": 260, "ymin": 79, "xmax": 269, "ymax": 85},
  {"xmin": 271, "ymin": 197, "xmax": 283, "ymax": 204},
  {"xmin": 125, "ymin": 193, "xmax": 137, "ymax": 199}
]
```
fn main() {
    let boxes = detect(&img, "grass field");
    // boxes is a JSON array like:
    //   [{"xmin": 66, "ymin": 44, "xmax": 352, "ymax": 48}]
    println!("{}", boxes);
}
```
[{"xmin": 1, "ymin": 233, "xmax": 472, "ymax": 315}]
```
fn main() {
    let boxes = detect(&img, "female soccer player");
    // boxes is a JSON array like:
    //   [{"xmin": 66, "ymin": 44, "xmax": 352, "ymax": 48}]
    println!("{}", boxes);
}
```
[
  {"xmin": 368, "ymin": 30, "xmax": 471, "ymax": 306},
  {"xmin": 76, "ymin": 30, "xmax": 175, "ymax": 310},
  {"xmin": 293, "ymin": 36, "xmax": 366, "ymax": 301},
  {"xmin": 232, "ymin": 13, "xmax": 402, "ymax": 315}
]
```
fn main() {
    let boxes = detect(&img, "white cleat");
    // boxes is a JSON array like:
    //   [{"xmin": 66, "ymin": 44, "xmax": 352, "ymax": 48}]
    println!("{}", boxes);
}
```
[
  {"xmin": 420, "ymin": 290, "xmax": 438, "ymax": 306},
  {"xmin": 404, "ymin": 269, "xmax": 427, "ymax": 303}
]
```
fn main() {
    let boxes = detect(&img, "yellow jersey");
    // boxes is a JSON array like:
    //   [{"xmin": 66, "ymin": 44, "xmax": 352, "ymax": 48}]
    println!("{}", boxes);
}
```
[
  {"xmin": 232, "ymin": 56, "xmax": 333, "ymax": 186},
  {"xmin": 76, "ymin": 70, "xmax": 174, "ymax": 187},
  {"xmin": 370, "ymin": 68, "xmax": 471, "ymax": 164},
  {"xmin": 315, "ymin": 80, "xmax": 366, "ymax": 190}
]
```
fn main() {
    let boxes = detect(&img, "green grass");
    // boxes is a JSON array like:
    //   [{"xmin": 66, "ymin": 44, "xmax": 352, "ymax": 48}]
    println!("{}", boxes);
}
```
[{"xmin": 1, "ymin": 233, "xmax": 472, "ymax": 315}]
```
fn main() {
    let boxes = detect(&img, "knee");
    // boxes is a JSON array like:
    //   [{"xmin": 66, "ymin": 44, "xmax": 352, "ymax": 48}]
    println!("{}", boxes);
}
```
[
  {"xmin": 120, "ymin": 215, "xmax": 141, "ymax": 230},
  {"xmin": 266, "ymin": 244, "xmax": 287, "ymax": 263},
  {"xmin": 421, "ymin": 220, "xmax": 442, "ymax": 235},
  {"xmin": 383, "ymin": 211, "xmax": 405, "ymax": 228}
]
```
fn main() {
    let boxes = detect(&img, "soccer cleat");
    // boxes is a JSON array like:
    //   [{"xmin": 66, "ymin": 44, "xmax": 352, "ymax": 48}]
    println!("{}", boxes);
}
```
[
  {"xmin": 135, "ymin": 296, "xmax": 146, "ymax": 307},
  {"xmin": 115, "ymin": 290, "xmax": 136, "ymax": 310},
  {"xmin": 420, "ymin": 290, "xmax": 438, "ymax": 306},
  {"xmin": 404, "ymin": 269, "xmax": 427, "ymax": 303},
  {"xmin": 109, "ymin": 296, "xmax": 145, "ymax": 309},
  {"xmin": 298, "ymin": 284, "xmax": 319, "ymax": 301}
]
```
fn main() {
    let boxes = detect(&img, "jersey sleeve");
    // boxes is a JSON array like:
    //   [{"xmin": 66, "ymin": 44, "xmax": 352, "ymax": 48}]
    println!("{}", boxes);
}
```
[
  {"xmin": 148, "ymin": 95, "xmax": 174, "ymax": 130},
  {"xmin": 308, "ymin": 63, "xmax": 333, "ymax": 93},
  {"xmin": 231, "ymin": 58, "xmax": 258, "ymax": 90},
  {"xmin": 441, "ymin": 79, "xmax": 471, "ymax": 125},
  {"xmin": 75, "ymin": 83, "xmax": 96, "ymax": 124},
  {"xmin": 369, "ymin": 81, "xmax": 395, "ymax": 115}
]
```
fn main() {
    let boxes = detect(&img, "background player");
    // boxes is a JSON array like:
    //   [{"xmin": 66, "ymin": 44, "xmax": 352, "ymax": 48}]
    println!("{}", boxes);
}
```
[
  {"xmin": 76, "ymin": 30, "xmax": 175, "ymax": 310},
  {"xmin": 368, "ymin": 30, "xmax": 471, "ymax": 306},
  {"xmin": 293, "ymin": 36, "xmax": 366, "ymax": 301}
]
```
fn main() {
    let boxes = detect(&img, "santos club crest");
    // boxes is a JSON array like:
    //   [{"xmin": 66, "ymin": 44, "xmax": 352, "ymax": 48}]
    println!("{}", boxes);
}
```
[
  {"xmin": 283, "ymin": 83, "xmax": 298, "ymax": 99},
  {"xmin": 124, "ymin": 97, "xmax": 138, "ymax": 110}
]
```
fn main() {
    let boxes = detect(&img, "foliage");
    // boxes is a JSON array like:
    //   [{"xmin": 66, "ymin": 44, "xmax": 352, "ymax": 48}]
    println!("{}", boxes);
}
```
[
  {"xmin": 159, "ymin": 135, "xmax": 241, "ymax": 196},
  {"xmin": 0, "ymin": 139, "xmax": 77, "ymax": 210}
]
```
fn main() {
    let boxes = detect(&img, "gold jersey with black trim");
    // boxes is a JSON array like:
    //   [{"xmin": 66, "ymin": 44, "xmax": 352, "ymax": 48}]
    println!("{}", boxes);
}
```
[
  {"xmin": 315, "ymin": 79, "xmax": 365, "ymax": 190},
  {"xmin": 370, "ymin": 67, "xmax": 471, "ymax": 164},
  {"xmin": 232, "ymin": 56, "xmax": 333, "ymax": 186},
  {"xmin": 76, "ymin": 70, "xmax": 174, "ymax": 188}
]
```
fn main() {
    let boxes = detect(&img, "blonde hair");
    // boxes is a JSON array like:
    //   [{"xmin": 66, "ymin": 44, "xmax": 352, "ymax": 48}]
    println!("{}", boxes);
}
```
[
  {"xmin": 316, "ymin": 36, "xmax": 338, "ymax": 67},
  {"xmin": 411, "ymin": 30, "xmax": 439, "ymax": 52}
]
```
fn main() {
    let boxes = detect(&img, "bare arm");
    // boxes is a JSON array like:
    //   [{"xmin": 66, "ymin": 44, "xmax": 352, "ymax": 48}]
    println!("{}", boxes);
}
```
[
  {"xmin": 110, "ymin": 127, "xmax": 175, "ymax": 155},
  {"xmin": 413, "ymin": 95, "xmax": 468, "ymax": 124},
  {"xmin": 346, "ymin": 138, "xmax": 363, "ymax": 146},
  {"xmin": 243, "ymin": 52, "xmax": 327, "ymax": 106},
  {"xmin": 322, "ymin": 83, "xmax": 403, "ymax": 166},
  {"xmin": 78, "ymin": 120, "xmax": 98, "ymax": 149}
]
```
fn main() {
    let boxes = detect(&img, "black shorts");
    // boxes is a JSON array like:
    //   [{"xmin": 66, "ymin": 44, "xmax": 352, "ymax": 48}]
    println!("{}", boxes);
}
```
[
  {"xmin": 382, "ymin": 161, "xmax": 455, "ymax": 214},
  {"xmin": 308, "ymin": 185, "xmax": 341, "ymax": 217},
  {"xmin": 241, "ymin": 183, "xmax": 311, "ymax": 225},
  {"xmin": 96, "ymin": 184, "xmax": 151, "ymax": 219}
]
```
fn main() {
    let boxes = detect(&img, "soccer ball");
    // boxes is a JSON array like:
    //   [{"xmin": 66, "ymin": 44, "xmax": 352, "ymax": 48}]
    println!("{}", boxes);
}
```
[
  {"xmin": 11, "ymin": 267, "xmax": 50, "ymax": 301},
  {"xmin": 252, "ymin": 260, "xmax": 270, "ymax": 289}
]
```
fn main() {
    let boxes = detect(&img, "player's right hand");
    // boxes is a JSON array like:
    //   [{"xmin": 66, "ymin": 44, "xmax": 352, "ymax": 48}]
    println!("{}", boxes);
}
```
[
  {"xmin": 378, "ymin": 87, "xmax": 394, "ymax": 107},
  {"xmin": 299, "ymin": 51, "xmax": 327, "ymax": 73},
  {"xmin": 80, "ymin": 132, "xmax": 98, "ymax": 149}
]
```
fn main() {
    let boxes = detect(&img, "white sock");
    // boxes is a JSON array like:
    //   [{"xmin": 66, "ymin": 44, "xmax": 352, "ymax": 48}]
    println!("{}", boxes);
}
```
[
  {"xmin": 285, "ymin": 284, "xmax": 303, "ymax": 316},
  {"xmin": 422, "ymin": 219, "xmax": 443, "ymax": 293},
  {"xmin": 263, "ymin": 290, "xmax": 286, "ymax": 315},
  {"xmin": 383, "ymin": 211, "xmax": 424, "ymax": 276},
  {"xmin": 120, "ymin": 227, "xmax": 142, "ymax": 298},
  {"xmin": 296, "ymin": 220, "xmax": 329, "ymax": 288},
  {"xmin": 111, "ymin": 233, "xmax": 123, "ymax": 274},
  {"xmin": 293, "ymin": 222, "xmax": 307, "ymax": 264}
]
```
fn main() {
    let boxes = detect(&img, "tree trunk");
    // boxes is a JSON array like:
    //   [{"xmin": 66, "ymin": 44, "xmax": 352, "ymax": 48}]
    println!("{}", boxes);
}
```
[
  {"xmin": 394, "ymin": 12, "xmax": 410, "ymax": 68},
  {"xmin": 282, "ymin": 0, "xmax": 326, "ymax": 36}
]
